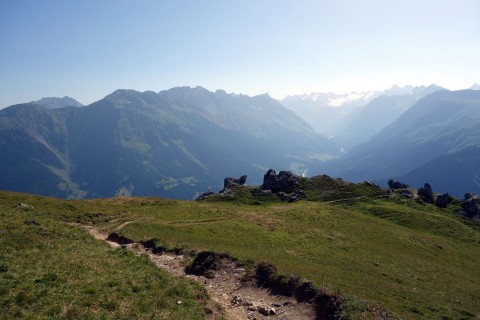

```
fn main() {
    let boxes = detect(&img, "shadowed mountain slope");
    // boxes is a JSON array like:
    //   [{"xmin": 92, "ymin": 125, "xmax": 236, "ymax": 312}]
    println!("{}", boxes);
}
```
[
  {"xmin": 315, "ymin": 90, "xmax": 480, "ymax": 196},
  {"xmin": 0, "ymin": 87, "xmax": 337, "ymax": 199}
]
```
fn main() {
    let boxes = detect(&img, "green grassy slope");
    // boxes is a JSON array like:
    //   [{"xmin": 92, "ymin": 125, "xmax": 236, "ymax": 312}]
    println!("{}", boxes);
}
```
[
  {"xmin": 0, "ymin": 192, "xmax": 209, "ymax": 320},
  {"xmin": 1, "ymin": 182, "xmax": 479, "ymax": 319}
]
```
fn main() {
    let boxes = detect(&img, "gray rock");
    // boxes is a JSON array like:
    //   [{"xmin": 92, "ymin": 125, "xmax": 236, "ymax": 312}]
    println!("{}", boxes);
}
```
[
  {"xmin": 263, "ymin": 169, "xmax": 298, "ymax": 192},
  {"xmin": 13, "ymin": 202, "xmax": 34, "ymax": 209},
  {"xmin": 397, "ymin": 189, "xmax": 414, "ymax": 198},
  {"xmin": 251, "ymin": 188, "xmax": 273, "ymax": 196},
  {"xmin": 388, "ymin": 179, "xmax": 409, "ymax": 190},
  {"xmin": 277, "ymin": 192, "xmax": 289, "ymax": 201},
  {"xmin": 295, "ymin": 189, "xmax": 305, "ymax": 196},
  {"xmin": 195, "ymin": 191, "xmax": 214, "ymax": 201},
  {"xmin": 418, "ymin": 183, "xmax": 434, "ymax": 204},
  {"xmin": 258, "ymin": 306, "xmax": 270, "ymax": 316},
  {"xmin": 224, "ymin": 175, "xmax": 247, "ymax": 189},
  {"xmin": 462, "ymin": 193, "xmax": 479, "ymax": 218},
  {"xmin": 435, "ymin": 193, "xmax": 453, "ymax": 208}
]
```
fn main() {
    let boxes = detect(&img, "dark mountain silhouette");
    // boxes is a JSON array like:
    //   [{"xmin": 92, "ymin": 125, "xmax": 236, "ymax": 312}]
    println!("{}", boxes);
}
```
[
  {"xmin": 395, "ymin": 146, "xmax": 480, "ymax": 197},
  {"xmin": 0, "ymin": 87, "xmax": 337, "ymax": 199}
]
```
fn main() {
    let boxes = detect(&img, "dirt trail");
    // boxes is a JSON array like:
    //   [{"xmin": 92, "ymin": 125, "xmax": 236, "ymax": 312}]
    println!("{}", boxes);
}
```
[
  {"xmin": 114, "ymin": 220, "xmax": 134, "ymax": 231},
  {"xmin": 73, "ymin": 221, "xmax": 134, "ymax": 248},
  {"xmin": 76, "ymin": 222, "xmax": 316, "ymax": 320}
]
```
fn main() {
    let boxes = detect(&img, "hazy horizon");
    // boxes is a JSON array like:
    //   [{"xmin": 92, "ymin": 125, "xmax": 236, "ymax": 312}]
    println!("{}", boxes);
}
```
[{"xmin": 1, "ymin": 0, "xmax": 479, "ymax": 107}]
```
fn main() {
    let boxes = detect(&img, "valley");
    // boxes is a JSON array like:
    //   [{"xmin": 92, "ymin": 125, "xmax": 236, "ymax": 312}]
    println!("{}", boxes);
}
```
[{"xmin": 2, "ymin": 2, "xmax": 479, "ymax": 320}]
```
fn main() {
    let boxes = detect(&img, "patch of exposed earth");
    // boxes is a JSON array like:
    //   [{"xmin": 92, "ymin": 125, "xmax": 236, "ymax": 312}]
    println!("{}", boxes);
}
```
[{"xmin": 75, "ymin": 222, "xmax": 317, "ymax": 320}]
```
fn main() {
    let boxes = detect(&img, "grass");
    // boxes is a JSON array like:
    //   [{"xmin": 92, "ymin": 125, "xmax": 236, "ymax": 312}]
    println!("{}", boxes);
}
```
[
  {"xmin": 1, "ymin": 182, "xmax": 479, "ymax": 319},
  {"xmin": 0, "ymin": 192, "xmax": 209, "ymax": 320}
]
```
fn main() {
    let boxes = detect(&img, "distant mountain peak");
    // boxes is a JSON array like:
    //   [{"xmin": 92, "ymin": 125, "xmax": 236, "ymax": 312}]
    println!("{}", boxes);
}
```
[
  {"xmin": 32, "ymin": 96, "xmax": 83, "ymax": 109},
  {"xmin": 284, "ymin": 90, "xmax": 379, "ymax": 108},
  {"xmin": 470, "ymin": 83, "xmax": 480, "ymax": 90},
  {"xmin": 381, "ymin": 84, "xmax": 445, "ymax": 97}
]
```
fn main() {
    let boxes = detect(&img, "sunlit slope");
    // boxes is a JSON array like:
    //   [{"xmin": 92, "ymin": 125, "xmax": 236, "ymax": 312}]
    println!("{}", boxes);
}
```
[
  {"xmin": 0, "ymin": 192, "xmax": 208, "ymax": 320},
  {"xmin": 1, "ymin": 182, "xmax": 478, "ymax": 319}
]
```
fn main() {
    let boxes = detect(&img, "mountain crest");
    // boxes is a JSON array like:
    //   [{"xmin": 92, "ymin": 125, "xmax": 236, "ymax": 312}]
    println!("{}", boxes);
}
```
[{"xmin": 32, "ymin": 96, "xmax": 83, "ymax": 109}]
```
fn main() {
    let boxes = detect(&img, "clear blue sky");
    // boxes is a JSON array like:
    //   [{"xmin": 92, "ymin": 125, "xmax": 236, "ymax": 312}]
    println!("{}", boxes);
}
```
[{"xmin": 1, "ymin": 0, "xmax": 479, "ymax": 107}]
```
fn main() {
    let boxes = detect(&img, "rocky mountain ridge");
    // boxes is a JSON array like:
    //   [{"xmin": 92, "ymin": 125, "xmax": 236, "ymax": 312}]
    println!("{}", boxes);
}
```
[{"xmin": 0, "ymin": 87, "xmax": 337, "ymax": 199}]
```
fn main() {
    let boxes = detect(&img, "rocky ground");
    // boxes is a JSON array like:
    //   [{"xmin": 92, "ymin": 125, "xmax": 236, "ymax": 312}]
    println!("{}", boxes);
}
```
[{"xmin": 76, "ymin": 223, "xmax": 316, "ymax": 320}]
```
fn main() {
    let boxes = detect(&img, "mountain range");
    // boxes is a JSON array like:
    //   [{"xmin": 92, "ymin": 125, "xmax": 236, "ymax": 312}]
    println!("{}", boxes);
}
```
[
  {"xmin": 0, "ymin": 87, "xmax": 336, "ymax": 199},
  {"xmin": 315, "ymin": 89, "xmax": 480, "ymax": 197},
  {"xmin": 281, "ymin": 90, "xmax": 378, "ymax": 135},
  {"xmin": 1, "ymin": 85, "xmax": 479, "ymax": 199},
  {"xmin": 331, "ymin": 84, "xmax": 445, "ymax": 149},
  {"xmin": 281, "ymin": 85, "xmax": 446, "ymax": 140}
]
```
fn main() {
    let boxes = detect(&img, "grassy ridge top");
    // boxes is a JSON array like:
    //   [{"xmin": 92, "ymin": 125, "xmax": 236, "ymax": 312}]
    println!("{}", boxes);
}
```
[
  {"xmin": 0, "ymin": 192, "xmax": 208, "ymax": 320},
  {"xmin": 0, "ymin": 178, "xmax": 479, "ymax": 319}
]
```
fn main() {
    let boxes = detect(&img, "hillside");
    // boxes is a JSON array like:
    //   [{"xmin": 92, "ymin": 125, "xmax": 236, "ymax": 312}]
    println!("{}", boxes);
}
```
[
  {"xmin": 333, "ymin": 85, "xmax": 445, "ymax": 150},
  {"xmin": 0, "ymin": 192, "xmax": 210, "ymax": 319},
  {"xmin": 395, "ymin": 145, "xmax": 480, "ymax": 197},
  {"xmin": 281, "ymin": 91, "xmax": 378, "ymax": 135},
  {"xmin": 1, "ymin": 171, "xmax": 479, "ymax": 319},
  {"xmin": 317, "ymin": 89, "xmax": 480, "ymax": 196},
  {"xmin": 0, "ymin": 87, "xmax": 337, "ymax": 200},
  {"xmin": 281, "ymin": 85, "xmax": 444, "ymax": 140}
]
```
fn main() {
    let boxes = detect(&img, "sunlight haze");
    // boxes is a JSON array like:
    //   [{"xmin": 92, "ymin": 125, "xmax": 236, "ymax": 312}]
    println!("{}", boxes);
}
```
[{"xmin": 0, "ymin": 0, "xmax": 479, "ymax": 106}]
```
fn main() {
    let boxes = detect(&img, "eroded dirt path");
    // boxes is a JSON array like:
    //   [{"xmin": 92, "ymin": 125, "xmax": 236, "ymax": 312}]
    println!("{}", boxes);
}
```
[{"xmin": 75, "ymin": 222, "xmax": 316, "ymax": 320}]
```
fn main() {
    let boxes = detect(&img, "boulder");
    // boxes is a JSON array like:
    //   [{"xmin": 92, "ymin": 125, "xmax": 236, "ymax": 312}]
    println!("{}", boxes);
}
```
[
  {"xmin": 397, "ymin": 189, "xmax": 414, "ymax": 198},
  {"xmin": 278, "ymin": 192, "xmax": 289, "ymax": 201},
  {"xmin": 462, "ymin": 193, "xmax": 479, "ymax": 218},
  {"xmin": 195, "ymin": 191, "xmax": 214, "ymax": 201},
  {"xmin": 251, "ymin": 188, "xmax": 272, "ymax": 196},
  {"xmin": 13, "ymin": 202, "xmax": 34, "ymax": 209},
  {"xmin": 263, "ymin": 169, "xmax": 298, "ymax": 192},
  {"xmin": 435, "ymin": 193, "xmax": 453, "ymax": 208},
  {"xmin": 465, "ymin": 192, "xmax": 476, "ymax": 200},
  {"xmin": 295, "ymin": 189, "xmax": 305, "ymax": 196},
  {"xmin": 418, "ymin": 183, "xmax": 434, "ymax": 204},
  {"xmin": 223, "ymin": 175, "xmax": 247, "ymax": 189},
  {"xmin": 388, "ymin": 179, "xmax": 409, "ymax": 190}
]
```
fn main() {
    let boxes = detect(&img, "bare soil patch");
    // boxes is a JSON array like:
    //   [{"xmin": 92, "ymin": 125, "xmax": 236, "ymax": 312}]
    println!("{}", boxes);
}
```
[{"xmin": 75, "ymin": 222, "xmax": 318, "ymax": 319}]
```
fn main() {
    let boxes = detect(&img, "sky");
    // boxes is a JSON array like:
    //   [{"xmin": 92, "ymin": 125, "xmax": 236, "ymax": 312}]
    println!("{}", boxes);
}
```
[{"xmin": 0, "ymin": 0, "xmax": 479, "ymax": 107}]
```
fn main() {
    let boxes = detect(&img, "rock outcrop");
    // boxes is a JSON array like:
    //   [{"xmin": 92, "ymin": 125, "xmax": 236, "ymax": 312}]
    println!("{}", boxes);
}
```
[
  {"xmin": 435, "ymin": 193, "xmax": 453, "ymax": 208},
  {"xmin": 387, "ymin": 179, "xmax": 409, "ymax": 190},
  {"xmin": 223, "ymin": 175, "xmax": 247, "ymax": 190},
  {"xmin": 418, "ymin": 183, "xmax": 434, "ymax": 203},
  {"xmin": 396, "ymin": 189, "xmax": 414, "ymax": 198},
  {"xmin": 263, "ymin": 169, "xmax": 298, "ymax": 193},
  {"xmin": 462, "ymin": 193, "xmax": 479, "ymax": 218},
  {"xmin": 195, "ymin": 175, "xmax": 247, "ymax": 200},
  {"xmin": 195, "ymin": 191, "xmax": 214, "ymax": 201}
]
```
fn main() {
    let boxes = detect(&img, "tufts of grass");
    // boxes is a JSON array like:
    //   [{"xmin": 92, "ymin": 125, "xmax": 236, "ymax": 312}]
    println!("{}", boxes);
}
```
[
  {"xmin": 0, "ymin": 191, "xmax": 209, "ymax": 319},
  {"xmin": 1, "ymin": 184, "xmax": 479, "ymax": 319},
  {"xmin": 104, "ymin": 192, "xmax": 479, "ymax": 319}
]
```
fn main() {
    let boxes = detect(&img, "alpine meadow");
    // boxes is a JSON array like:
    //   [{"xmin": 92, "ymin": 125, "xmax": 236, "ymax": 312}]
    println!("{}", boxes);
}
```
[{"xmin": 1, "ymin": 1, "xmax": 479, "ymax": 320}]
